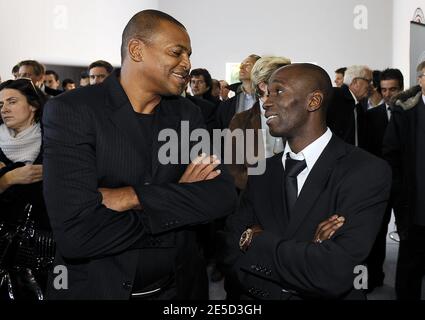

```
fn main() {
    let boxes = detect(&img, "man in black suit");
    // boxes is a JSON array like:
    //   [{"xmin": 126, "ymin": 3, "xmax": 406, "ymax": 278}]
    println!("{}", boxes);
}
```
[
  {"xmin": 363, "ymin": 69, "xmax": 404, "ymax": 292},
  {"xmin": 327, "ymin": 65, "xmax": 372, "ymax": 147},
  {"xmin": 42, "ymin": 9, "xmax": 237, "ymax": 300},
  {"xmin": 383, "ymin": 61, "xmax": 425, "ymax": 300},
  {"xmin": 219, "ymin": 63, "xmax": 391, "ymax": 300}
]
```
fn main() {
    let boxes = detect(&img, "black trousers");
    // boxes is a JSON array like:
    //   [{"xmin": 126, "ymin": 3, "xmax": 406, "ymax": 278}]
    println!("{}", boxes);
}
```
[
  {"xmin": 396, "ymin": 225, "xmax": 425, "ymax": 300},
  {"xmin": 365, "ymin": 203, "xmax": 392, "ymax": 287}
]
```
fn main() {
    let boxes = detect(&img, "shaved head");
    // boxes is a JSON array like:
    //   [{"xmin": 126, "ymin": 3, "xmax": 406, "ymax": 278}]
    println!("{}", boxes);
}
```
[
  {"xmin": 121, "ymin": 9, "xmax": 186, "ymax": 63},
  {"xmin": 277, "ymin": 63, "xmax": 333, "ymax": 113}
]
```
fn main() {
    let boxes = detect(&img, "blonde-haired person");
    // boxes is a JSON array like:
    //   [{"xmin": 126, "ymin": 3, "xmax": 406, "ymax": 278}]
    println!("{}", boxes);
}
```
[{"xmin": 226, "ymin": 56, "xmax": 291, "ymax": 191}]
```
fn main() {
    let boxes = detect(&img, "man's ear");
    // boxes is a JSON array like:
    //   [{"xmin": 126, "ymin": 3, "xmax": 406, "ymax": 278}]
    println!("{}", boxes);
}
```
[
  {"xmin": 128, "ymin": 39, "xmax": 144, "ymax": 62},
  {"xmin": 307, "ymin": 91, "xmax": 323, "ymax": 112}
]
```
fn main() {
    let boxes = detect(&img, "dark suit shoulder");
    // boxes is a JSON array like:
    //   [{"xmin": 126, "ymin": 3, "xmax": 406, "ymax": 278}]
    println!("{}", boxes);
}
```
[
  {"xmin": 161, "ymin": 95, "xmax": 204, "ymax": 118},
  {"xmin": 367, "ymin": 103, "xmax": 386, "ymax": 114},
  {"xmin": 47, "ymin": 84, "xmax": 105, "ymax": 108},
  {"xmin": 337, "ymin": 140, "xmax": 391, "ymax": 177}
]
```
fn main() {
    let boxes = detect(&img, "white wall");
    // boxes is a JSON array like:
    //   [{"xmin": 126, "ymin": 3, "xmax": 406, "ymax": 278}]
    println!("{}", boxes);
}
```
[
  {"xmin": 392, "ymin": 0, "xmax": 425, "ymax": 86},
  {"xmin": 0, "ymin": 0, "xmax": 405, "ymax": 84},
  {"xmin": 0, "ymin": 0, "xmax": 158, "ymax": 81},
  {"xmin": 159, "ymin": 0, "xmax": 393, "ymax": 81}
]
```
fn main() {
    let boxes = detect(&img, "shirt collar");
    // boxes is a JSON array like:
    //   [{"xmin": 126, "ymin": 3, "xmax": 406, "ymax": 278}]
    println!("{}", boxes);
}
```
[
  {"xmin": 282, "ymin": 128, "xmax": 333, "ymax": 171},
  {"xmin": 348, "ymin": 89, "xmax": 359, "ymax": 105},
  {"xmin": 259, "ymin": 99, "xmax": 265, "ymax": 115}
]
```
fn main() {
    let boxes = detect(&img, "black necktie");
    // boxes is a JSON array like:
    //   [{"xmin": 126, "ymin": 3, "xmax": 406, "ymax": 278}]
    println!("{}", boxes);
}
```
[{"xmin": 284, "ymin": 154, "xmax": 307, "ymax": 217}]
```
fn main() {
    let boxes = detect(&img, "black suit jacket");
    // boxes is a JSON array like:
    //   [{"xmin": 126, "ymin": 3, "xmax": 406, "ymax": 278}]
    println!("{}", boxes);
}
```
[
  {"xmin": 216, "ymin": 94, "xmax": 238, "ymax": 130},
  {"xmin": 186, "ymin": 95, "xmax": 218, "ymax": 134},
  {"xmin": 42, "ymin": 72, "xmax": 237, "ymax": 299},
  {"xmin": 364, "ymin": 103, "xmax": 389, "ymax": 157},
  {"xmin": 327, "ymin": 85, "xmax": 366, "ymax": 147},
  {"xmin": 219, "ymin": 135, "xmax": 391, "ymax": 300},
  {"xmin": 383, "ymin": 96, "xmax": 424, "ymax": 230}
]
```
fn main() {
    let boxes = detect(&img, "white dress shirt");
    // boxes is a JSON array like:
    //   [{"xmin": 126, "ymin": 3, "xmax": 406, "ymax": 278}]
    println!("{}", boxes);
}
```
[
  {"xmin": 385, "ymin": 103, "xmax": 392, "ymax": 121},
  {"xmin": 282, "ymin": 128, "xmax": 333, "ymax": 195}
]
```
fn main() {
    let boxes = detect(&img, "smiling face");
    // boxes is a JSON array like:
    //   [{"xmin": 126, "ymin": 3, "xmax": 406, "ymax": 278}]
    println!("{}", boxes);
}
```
[
  {"xmin": 263, "ymin": 67, "xmax": 310, "ymax": 139},
  {"xmin": 139, "ymin": 20, "xmax": 192, "ymax": 96},
  {"xmin": 0, "ymin": 88, "xmax": 36, "ymax": 133}
]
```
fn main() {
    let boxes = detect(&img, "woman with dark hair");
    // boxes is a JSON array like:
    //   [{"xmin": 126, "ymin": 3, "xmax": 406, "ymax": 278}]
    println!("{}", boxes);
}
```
[{"xmin": 0, "ymin": 78, "xmax": 53, "ymax": 300}]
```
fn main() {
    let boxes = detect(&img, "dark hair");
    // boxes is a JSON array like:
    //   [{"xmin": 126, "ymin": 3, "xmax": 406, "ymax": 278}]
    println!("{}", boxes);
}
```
[
  {"xmin": 17, "ymin": 60, "xmax": 45, "ymax": 76},
  {"xmin": 62, "ymin": 78, "xmax": 75, "ymax": 88},
  {"xmin": 380, "ymin": 68, "xmax": 404, "ymax": 91},
  {"xmin": 248, "ymin": 54, "xmax": 262, "ymax": 62},
  {"xmin": 372, "ymin": 70, "xmax": 382, "ymax": 90},
  {"xmin": 88, "ymin": 60, "xmax": 113, "ymax": 74},
  {"xmin": 45, "ymin": 70, "xmax": 59, "ymax": 81},
  {"xmin": 335, "ymin": 67, "xmax": 347, "ymax": 75},
  {"xmin": 80, "ymin": 71, "xmax": 89, "ymax": 79},
  {"xmin": 0, "ymin": 78, "xmax": 47, "ymax": 123},
  {"xmin": 120, "ymin": 9, "xmax": 186, "ymax": 62},
  {"xmin": 12, "ymin": 64, "xmax": 19, "ymax": 74},
  {"xmin": 190, "ymin": 68, "xmax": 213, "ymax": 96}
]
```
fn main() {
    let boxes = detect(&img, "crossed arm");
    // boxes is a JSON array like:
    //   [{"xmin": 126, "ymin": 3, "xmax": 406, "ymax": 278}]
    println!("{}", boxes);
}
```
[{"xmin": 98, "ymin": 153, "xmax": 222, "ymax": 212}]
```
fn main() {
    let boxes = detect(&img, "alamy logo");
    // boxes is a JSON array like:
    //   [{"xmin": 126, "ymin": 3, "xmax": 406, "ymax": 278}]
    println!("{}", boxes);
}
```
[
  {"xmin": 53, "ymin": 5, "xmax": 69, "ymax": 30},
  {"xmin": 157, "ymin": 121, "xmax": 267, "ymax": 176},
  {"xmin": 53, "ymin": 265, "xmax": 68, "ymax": 290},
  {"xmin": 353, "ymin": 265, "xmax": 368, "ymax": 290},
  {"xmin": 353, "ymin": 5, "xmax": 368, "ymax": 30}
]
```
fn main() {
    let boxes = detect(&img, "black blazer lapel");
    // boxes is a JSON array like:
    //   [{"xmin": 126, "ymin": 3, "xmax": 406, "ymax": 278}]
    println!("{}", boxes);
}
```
[
  {"xmin": 104, "ymin": 74, "xmax": 148, "ymax": 163},
  {"xmin": 284, "ymin": 135, "xmax": 347, "ymax": 239}
]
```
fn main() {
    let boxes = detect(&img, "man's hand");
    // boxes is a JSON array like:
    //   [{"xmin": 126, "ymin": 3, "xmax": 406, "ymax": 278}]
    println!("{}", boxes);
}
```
[
  {"xmin": 0, "ymin": 162, "xmax": 5, "ymax": 169},
  {"xmin": 179, "ymin": 153, "xmax": 221, "ymax": 183},
  {"xmin": 313, "ymin": 214, "xmax": 345, "ymax": 243},
  {"xmin": 5, "ymin": 164, "xmax": 43, "ymax": 185},
  {"xmin": 98, "ymin": 186, "xmax": 141, "ymax": 212}
]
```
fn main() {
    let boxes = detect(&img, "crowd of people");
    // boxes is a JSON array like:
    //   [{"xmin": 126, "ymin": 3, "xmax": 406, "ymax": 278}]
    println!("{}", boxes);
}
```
[{"xmin": 0, "ymin": 9, "xmax": 424, "ymax": 301}]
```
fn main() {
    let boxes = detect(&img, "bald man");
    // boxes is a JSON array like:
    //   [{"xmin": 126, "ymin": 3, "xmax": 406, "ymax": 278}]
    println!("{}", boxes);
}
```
[
  {"xmin": 43, "ymin": 9, "xmax": 236, "ymax": 300},
  {"xmin": 219, "ymin": 63, "xmax": 391, "ymax": 300}
]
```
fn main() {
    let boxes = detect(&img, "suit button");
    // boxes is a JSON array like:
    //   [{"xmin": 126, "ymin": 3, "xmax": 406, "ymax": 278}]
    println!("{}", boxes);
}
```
[
  {"xmin": 144, "ymin": 182, "xmax": 150, "ymax": 185},
  {"xmin": 122, "ymin": 281, "xmax": 132, "ymax": 290},
  {"xmin": 265, "ymin": 270, "xmax": 271, "ymax": 276},
  {"xmin": 250, "ymin": 265, "xmax": 256, "ymax": 270}
]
